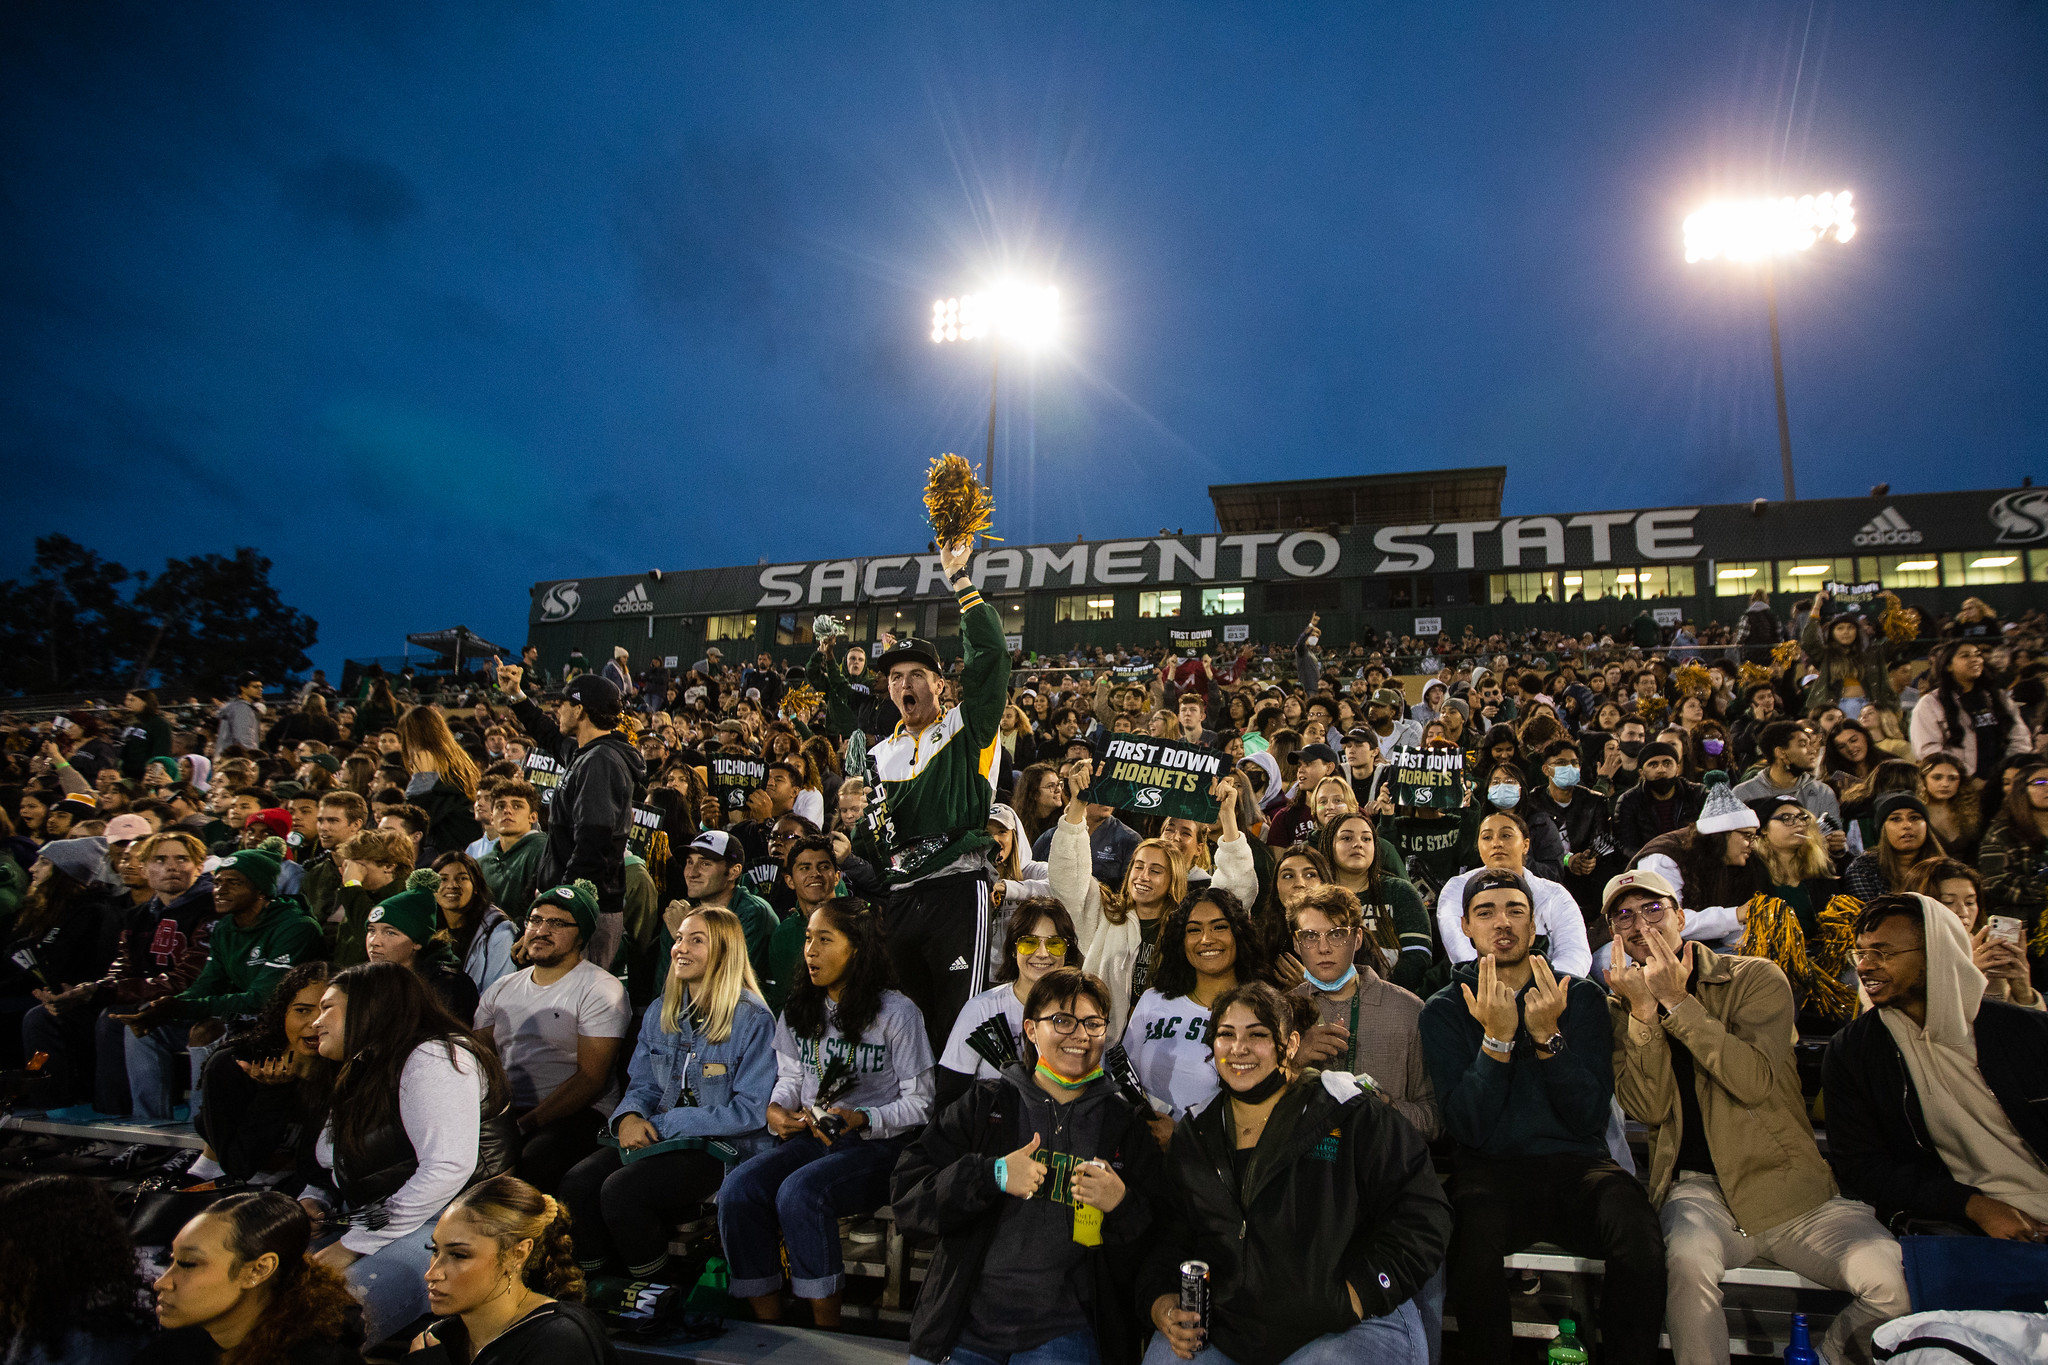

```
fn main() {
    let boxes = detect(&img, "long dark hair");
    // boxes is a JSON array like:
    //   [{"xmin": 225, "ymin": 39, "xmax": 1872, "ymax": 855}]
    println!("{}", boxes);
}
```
[
  {"xmin": 126, "ymin": 688, "xmax": 161, "ymax": 716},
  {"xmin": 1928, "ymin": 640, "xmax": 2020, "ymax": 748},
  {"xmin": 0, "ymin": 1176, "xmax": 153, "ymax": 1356},
  {"xmin": 430, "ymin": 850, "xmax": 498, "ymax": 963},
  {"xmin": 781, "ymin": 898, "xmax": 894, "ymax": 1046},
  {"xmin": 1997, "ymin": 759, "xmax": 2048, "ymax": 850},
  {"xmin": 203, "ymin": 1192, "xmax": 359, "ymax": 1365},
  {"xmin": 14, "ymin": 859, "xmax": 96, "ymax": 940},
  {"xmin": 1206, "ymin": 980, "xmax": 1313, "ymax": 1083},
  {"xmin": 324, "ymin": 963, "xmax": 507, "ymax": 1174},
  {"xmin": 1150, "ymin": 887, "xmax": 1270, "ymax": 1000},
  {"xmin": 1013, "ymin": 762, "xmax": 1061, "ymax": 846}
]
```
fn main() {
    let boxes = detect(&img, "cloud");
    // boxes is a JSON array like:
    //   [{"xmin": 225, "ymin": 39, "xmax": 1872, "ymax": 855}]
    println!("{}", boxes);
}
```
[{"xmin": 280, "ymin": 153, "xmax": 421, "ymax": 241}]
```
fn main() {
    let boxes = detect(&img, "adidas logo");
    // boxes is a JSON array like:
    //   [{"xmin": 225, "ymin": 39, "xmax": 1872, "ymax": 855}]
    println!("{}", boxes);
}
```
[
  {"xmin": 1853, "ymin": 507, "xmax": 1922, "ymax": 547},
  {"xmin": 948, "ymin": 956, "xmax": 970, "ymax": 971},
  {"xmin": 612, "ymin": 582, "xmax": 655, "ymax": 614}
]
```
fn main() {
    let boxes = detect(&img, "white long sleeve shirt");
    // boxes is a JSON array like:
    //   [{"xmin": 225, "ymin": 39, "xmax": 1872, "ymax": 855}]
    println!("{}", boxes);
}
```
[
  {"xmin": 768, "ymin": 990, "xmax": 933, "ymax": 1139},
  {"xmin": 315, "ymin": 1041, "xmax": 483, "ymax": 1255}
]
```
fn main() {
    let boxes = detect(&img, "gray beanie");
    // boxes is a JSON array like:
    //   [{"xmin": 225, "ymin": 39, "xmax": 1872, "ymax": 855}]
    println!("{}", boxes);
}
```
[{"xmin": 40, "ymin": 836, "xmax": 120, "ymax": 891}]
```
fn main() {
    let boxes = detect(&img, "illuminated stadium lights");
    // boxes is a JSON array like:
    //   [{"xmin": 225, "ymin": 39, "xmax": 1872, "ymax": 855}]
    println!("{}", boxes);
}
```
[
  {"xmin": 1718, "ymin": 568, "xmax": 1758, "ymax": 578},
  {"xmin": 1684, "ymin": 191, "xmax": 1856, "ymax": 263},
  {"xmin": 1784, "ymin": 565, "xmax": 1832, "ymax": 576},
  {"xmin": 1685, "ymin": 189, "xmax": 1858, "ymax": 503},
  {"xmin": 930, "ymin": 280, "xmax": 1061, "ymax": 542},
  {"xmin": 1894, "ymin": 561, "xmax": 1937, "ymax": 571},
  {"xmin": 1973, "ymin": 556, "xmax": 2018, "ymax": 568}
]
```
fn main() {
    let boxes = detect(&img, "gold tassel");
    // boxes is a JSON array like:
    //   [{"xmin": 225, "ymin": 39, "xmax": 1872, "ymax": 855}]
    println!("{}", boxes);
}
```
[
  {"xmin": 1740, "ymin": 892, "xmax": 1864, "ymax": 1025},
  {"xmin": 1737, "ymin": 661, "xmax": 1773, "ymax": 692},
  {"xmin": 1635, "ymin": 694, "xmax": 1670, "ymax": 726},
  {"xmin": 2029, "ymin": 909, "xmax": 2048, "ymax": 958},
  {"xmin": 923, "ymin": 452, "xmax": 999, "ymax": 546},
  {"xmin": 1877, "ymin": 591, "xmax": 1920, "ymax": 644},
  {"xmin": 1672, "ymin": 662, "xmax": 1713, "ymax": 698},
  {"xmin": 781, "ymin": 682, "xmax": 823, "ymax": 719},
  {"xmin": 1771, "ymin": 640, "xmax": 1801, "ymax": 670}
]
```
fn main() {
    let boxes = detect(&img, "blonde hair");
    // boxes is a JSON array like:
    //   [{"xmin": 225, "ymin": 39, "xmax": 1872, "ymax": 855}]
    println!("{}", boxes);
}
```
[
  {"xmin": 1311, "ymin": 774, "xmax": 1358, "ymax": 818},
  {"xmin": 335, "ymin": 827, "xmax": 415, "ymax": 871},
  {"xmin": 395, "ymin": 705, "xmax": 480, "ymax": 802},
  {"xmin": 660, "ymin": 906, "xmax": 762, "ymax": 1042},
  {"xmin": 1760, "ymin": 815, "xmax": 1832, "ymax": 885},
  {"xmin": 1099, "ymin": 838, "xmax": 1188, "ymax": 927},
  {"xmin": 445, "ymin": 1175, "xmax": 582, "ymax": 1301}
]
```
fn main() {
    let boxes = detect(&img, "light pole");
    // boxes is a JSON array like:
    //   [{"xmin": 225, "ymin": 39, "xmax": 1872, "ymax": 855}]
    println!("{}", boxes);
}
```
[
  {"xmin": 1684, "ymin": 191, "xmax": 1856, "ymax": 501},
  {"xmin": 930, "ymin": 283, "xmax": 1059, "ymax": 520}
]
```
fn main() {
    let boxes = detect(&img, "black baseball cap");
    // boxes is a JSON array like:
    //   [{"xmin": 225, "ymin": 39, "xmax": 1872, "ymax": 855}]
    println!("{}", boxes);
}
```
[
  {"xmin": 1297, "ymin": 743, "xmax": 1339, "ymax": 765},
  {"xmin": 564, "ymin": 673, "xmax": 622, "ymax": 715},
  {"xmin": 1342, "ymin": 727, "xmax": 1375, "ymax": 744}
]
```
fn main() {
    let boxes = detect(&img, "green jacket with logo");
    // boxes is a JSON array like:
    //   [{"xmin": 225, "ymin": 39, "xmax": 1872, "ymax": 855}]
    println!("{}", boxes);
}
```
[{"xmin": 169, "ymin": 895, "xmax": 324, "ymax": 1020}]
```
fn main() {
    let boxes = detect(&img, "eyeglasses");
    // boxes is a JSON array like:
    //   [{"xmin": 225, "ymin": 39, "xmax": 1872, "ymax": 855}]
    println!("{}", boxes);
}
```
[
  {"xmin": 1292, "ymin": 928, "xmax": 1356, "ymax": 947},
  {"xmin": 1850, "ymin": 946, "xmax": 1923, "ymax": 968},
  {"xmin": 1605, "ymin": 899, "xmax": 1670, "ymax": 925},
  {"xmin": 1771, "ymin": 811, "xmax": 1813, "ymax": 827},
  {"xmin": 528, "ymin": 915, "xmax": 579, "ymax": 933},
  {"xmin": 1032, "ymin": 1012, "xmax": 1107, "ymax": 1037},
  {"xmin": 1015, "ymin": 935, "xmax": 1070, "ymax": 957}
]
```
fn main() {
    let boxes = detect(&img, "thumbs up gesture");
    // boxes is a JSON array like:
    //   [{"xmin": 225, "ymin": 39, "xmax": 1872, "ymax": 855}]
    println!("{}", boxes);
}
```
[{"xmin": 999, "ymin": 1132, "xmax": 1046, "ymax": 1198}]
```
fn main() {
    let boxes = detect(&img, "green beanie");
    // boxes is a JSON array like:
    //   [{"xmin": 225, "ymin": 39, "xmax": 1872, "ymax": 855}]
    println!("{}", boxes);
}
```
[
  {"xmin": 531, "ymin": 878, "xmax": 599, "ymax": 942},
  {"xmin": 367, "ymin": 867, "xmax": 444, "ymax": 945},
  {"xmin": 308, "ymin": 753, "xmax": 342, "ymax": 774},
  {"xmin": 149, "ymin": 756, "xmax": 183, "ymax": 783},
  {"xmin": 215, "ymin": 848, "xmax": 282, "ymax": 898}
]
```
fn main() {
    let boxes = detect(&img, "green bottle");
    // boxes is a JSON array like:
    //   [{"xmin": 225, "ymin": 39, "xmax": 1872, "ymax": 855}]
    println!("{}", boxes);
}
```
[{"xmin": 1547, "ymin": 1318, "xmax": 1589, "ymax": 1365}]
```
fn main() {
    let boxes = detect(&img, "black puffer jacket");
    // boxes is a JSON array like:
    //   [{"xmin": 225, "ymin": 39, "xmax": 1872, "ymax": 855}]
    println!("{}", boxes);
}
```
[
  {"xmin": 891, "ymin": 1072, "xmax": 1163, "ymax": 1365},
  {"xmin": 1138, "ymin": 1070, "xmax": 1451, "ymax": 1365}
]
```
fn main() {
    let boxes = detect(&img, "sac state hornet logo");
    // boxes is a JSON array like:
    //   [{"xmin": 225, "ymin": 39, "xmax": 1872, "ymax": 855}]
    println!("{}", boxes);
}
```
[
  {"xmin": 1130, "ymin": 787, "xmax": 1163, "ymax": 811},
  {"xmin": 1989, "ymin": 490, "xmax": 2048, "ymax": 545},
  {"xmin": 539, "ymin": 581, "xmax": 581, "ymax": 620}
]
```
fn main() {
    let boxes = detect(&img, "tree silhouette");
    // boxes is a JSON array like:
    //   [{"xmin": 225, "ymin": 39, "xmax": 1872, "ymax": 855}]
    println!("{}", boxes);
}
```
[{"xmin": 0, "ymin": 538, "xmax": 317, "ymax": 697}]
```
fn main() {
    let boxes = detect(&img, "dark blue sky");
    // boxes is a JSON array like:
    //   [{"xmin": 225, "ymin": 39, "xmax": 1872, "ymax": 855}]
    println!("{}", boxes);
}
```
[{"xmin": 4, "ymin": 2, "xmax": 2044, "ymax": 671}]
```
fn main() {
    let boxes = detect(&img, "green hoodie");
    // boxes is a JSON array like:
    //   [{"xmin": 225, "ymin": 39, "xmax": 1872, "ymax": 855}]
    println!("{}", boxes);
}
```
[
  {"xmin": 171, "ymin": 895, "xmax": 324, "ymax": 1020},
  {"xmin": 480, "ymin": 830, "xmax": 548, "ymax": 924}
]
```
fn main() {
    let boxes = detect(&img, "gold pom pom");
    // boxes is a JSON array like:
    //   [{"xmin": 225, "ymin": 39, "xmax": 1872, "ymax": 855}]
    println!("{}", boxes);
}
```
[
  {"xmin": 923, "ymin": 453, "xmax": 999, "ymax": 548},
  {"xmin": 1737, "ymin": 661, "xmax": 1773, "ymax": 692},
  {"xmin": 1771, "ymin": 639, "xmax": 1801, "ymax": 670},
  {"xmin": 781, "ymin": 682, "xmax": 823, "ymax": 719},
  {"xmin": 1634, "ymin": 694, "xmax": 1670, "ymax": 724},
  {"xmin": 1877, "ymin": 592, "xmax": 1921, "ymax": 644},
  {"xmin": 1672, "ymin": 662, "xmax": 1713, "ymax": 698}
]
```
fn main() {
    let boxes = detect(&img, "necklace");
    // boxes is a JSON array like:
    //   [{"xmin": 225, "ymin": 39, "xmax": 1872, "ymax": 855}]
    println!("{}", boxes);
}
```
[{"xmin": 468, "ymin": 1289, "xmax": 542, "ymax": 1355}]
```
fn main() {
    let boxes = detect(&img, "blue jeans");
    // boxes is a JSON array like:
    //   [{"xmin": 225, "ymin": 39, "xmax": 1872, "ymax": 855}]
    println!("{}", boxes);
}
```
[
  {"xmin": 316, "ymin": 1206, "xmax": 449, "ymax": 1347},
  {"xmin": 718, "ymin": 1132, "xmax": 904, "ymax": 1300},
  {"xmin": 918, "ymin": 1328, "xmax": 1100, "ymax": 1365},
  {"xmin": 1141, "ymin": 1297, "xmax": 1428, "ymax": 1365},
  {"xmin": 122, "ymin": 1018, "xmax": 188, "ymax": 1121}
]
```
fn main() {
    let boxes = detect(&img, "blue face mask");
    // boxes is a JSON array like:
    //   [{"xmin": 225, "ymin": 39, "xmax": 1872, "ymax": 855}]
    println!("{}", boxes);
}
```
[
  {"xmin": 1488, "ymin": 783, "xmax": 1521, "ymax": 809},
  {"xmin": 1550, "ymin": 765, "xmax": 1581, "ymax": 790}
]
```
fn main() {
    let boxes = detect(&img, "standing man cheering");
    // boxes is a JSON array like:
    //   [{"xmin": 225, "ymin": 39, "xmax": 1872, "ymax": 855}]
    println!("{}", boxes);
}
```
[
  {"xmin": 493, "ymin": 661, "xmax": 646, "ymax": 976},
  {"xmin": 809, "ymin": 536, "xmax": 1009, "ymax": 1051}
]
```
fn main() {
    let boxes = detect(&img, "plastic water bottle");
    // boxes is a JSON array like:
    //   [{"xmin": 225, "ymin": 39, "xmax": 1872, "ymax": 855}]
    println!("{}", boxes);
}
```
[
  {"xmin": 1784, "ymin": 1312, "xmax": 1820, "ymax": 1365},
  {"xmin": 1547, "ymin": 1318, "xmax": 1588, "ymax": 1364}
]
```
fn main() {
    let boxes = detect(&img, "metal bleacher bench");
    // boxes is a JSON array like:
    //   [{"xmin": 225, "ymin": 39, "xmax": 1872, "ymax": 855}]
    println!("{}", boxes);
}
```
[{"xmin": 0, "ymin": 1111, "xmax": 207, "ymax": 1150}]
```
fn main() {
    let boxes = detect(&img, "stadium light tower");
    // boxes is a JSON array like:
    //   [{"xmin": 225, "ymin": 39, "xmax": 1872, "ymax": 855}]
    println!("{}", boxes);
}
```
[
  {"xmin": 930, "ymin": 283, "xmax": 1059, "ymax": 528},
  {"xmin": 1684, "ymin": 191, "xmax": 1857, "ymax": 501}
]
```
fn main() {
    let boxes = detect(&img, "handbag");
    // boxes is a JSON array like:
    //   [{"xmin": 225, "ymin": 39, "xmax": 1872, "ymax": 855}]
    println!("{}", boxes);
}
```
[{"xmin": 125, "ymin": 1176, "xmax": 246, "ymax": 1247}]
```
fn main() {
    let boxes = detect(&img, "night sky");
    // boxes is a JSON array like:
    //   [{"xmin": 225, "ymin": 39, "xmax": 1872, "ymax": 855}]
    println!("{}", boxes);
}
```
[{"xmin": 4, "ymin": 2, "xmax": 2043, "ymax": 671}]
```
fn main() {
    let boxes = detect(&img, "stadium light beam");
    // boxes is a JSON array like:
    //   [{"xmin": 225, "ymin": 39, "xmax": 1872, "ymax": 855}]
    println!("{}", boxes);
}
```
[
  {"xmin": 1685, "ymin": 191, "xmax": 1856, "ymax": 503},
  {"xmin": 930, "ymin": 284, "xmax": 1060, "ymax": 536}
]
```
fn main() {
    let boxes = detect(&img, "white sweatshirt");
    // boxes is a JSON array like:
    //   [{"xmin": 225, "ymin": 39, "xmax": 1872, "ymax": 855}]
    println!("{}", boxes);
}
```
[
  {"xmin": 315, "ymin": 1040, "xmax": 483, "ymax": 1255},
  {"xmin": 1433, "ymin": 867, "xmax": 1592, "ymax": 977},
  {"xmin": 768, "ymin": 989, "xmax": 934, "ymax": 1139},
  {"xmin": 1121, "ymin": 987, "xmax": 1221, "ymax": 1120}
]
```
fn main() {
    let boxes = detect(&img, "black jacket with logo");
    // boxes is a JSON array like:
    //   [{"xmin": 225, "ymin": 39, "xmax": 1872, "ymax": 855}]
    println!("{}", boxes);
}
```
[
  {"xmin": 510, "ymin": 699, "xmax": 646, "ymax": 913},
  {"xmin": 1137, "ymin": 1070, "xmax": 1451, "ymax": 1365}
]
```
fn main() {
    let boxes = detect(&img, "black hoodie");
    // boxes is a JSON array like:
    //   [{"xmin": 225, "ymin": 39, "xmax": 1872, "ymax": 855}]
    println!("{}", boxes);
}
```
[
  {"xmin": 1137, "ymin": 1069, "xmax": 1451, "ymax": 1365},
  {"xmin": 510, "ymin": 699, "xmax": 647, "ymax": 915}
]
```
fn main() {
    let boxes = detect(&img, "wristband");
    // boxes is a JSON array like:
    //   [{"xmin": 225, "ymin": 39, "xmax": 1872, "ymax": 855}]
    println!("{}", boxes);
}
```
[
  {"xmin": 994, "ymin": 1157, "xmax": 1009, "ymax": 1191},
  {"xmin": 1481, "ymin": 1034, "xmax": 1515, "ymax": 1055}
]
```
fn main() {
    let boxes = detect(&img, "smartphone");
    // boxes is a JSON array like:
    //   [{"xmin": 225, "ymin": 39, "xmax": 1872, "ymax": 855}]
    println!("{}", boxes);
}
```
[{"xmin": 1986, "ymin": 915, "xmax": 2024, "ymax": 947}]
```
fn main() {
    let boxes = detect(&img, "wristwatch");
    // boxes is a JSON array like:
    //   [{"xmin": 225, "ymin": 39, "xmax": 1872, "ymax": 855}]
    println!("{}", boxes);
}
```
[{"xmin": 1533, "ymin": 1032, "xmax": 1567, "ymax": 1057}]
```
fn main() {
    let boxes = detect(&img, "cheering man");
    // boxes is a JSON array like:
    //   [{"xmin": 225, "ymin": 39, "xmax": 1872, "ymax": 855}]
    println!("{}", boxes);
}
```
[{"xmin": 809, "ymin": 536, "xmax": 1009, "ymax": 1050}]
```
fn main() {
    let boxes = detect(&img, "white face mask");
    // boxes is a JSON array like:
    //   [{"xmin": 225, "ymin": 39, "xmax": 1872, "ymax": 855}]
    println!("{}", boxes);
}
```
[{"xmin": 1487, "ymin": 784, "xmax": 1521, "ymax": 810}]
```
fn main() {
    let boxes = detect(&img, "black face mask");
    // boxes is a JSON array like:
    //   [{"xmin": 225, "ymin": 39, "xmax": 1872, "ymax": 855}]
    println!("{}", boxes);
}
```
[
  {"xmin": 1618, "ymin": 740, "xmax": 1645, "ymax": 759},
  {"xmin": 1227, "ymin": 1067, "xmax": 1289, "ymax": 1105},
  {"xmin": 1650, "ymin": 778, "xmax": 1678, "ymax": 797}
]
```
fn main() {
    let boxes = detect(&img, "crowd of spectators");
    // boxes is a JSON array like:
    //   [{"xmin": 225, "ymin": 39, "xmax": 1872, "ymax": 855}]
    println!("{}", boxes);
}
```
[{"xmin": 1, "ymin": 573, "xmax": 2045, "ymax": 1365}]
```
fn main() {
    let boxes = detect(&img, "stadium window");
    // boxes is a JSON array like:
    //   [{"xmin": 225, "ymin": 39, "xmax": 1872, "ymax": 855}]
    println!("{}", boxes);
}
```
[
  {"xmin": 1199, "ymin": 586, "xmax": 1246, "ymax": 616},
  {"xmin": 774, "ymin": 614, "xmax": 813, "ymax": 646},
  {"xmin": 1870, "ymin": 554, "xmax": 1940, "ymax": 590},
  {"xmin": 1638, "ymin": 565, "xmax": 1695, "ymax": 597},
  {"xmin": 705, "ymin": 613, "xmax": 756, "ymax": 641},
  {"xmin": 932, "ymin": 602, "xmax": 961, "ymax": 638},
  {"xmin": 1774, "ymin": 557, "xmax": 1858, "ymax": 593},
  {"xmin": 2030, "ymin": 550, "xmax": 2048, "ymax": 583},
  {"xmin": 1262, "ymin": 580, "xmax": 1342, "ymax": 613},
  {"xmin": 1567, "ymin": 567, "xmax": 1629, "ymax": 600},
  {"xmin": 993, "ymin": 597, "xmax": 1025, "ymax": 634},
  {"xmin": 1487, "ymin": 571, "xmax": 1552, "ymax": 604},
  {"xmin": 1942, "ymin": 551, "xmax": 2024, "ymax": 586},
  {"xmin": 1055, "ymin": 593, "xmax": 1117, "ymax": 623},
  {"xmin": 1713, "ymin": 561, "xmax": 1772, "ymax": 597},
  {"xmin": 1415, "ymin": 576, "xmax": 1436, "ymax": 608},
  {"xmin": 1386, "ymin": 577, "xmax": 1413, "ymax": 609},
  {"xmin": 1139, "ymin": 590, "xmax": 1183, "ymax": 618}
]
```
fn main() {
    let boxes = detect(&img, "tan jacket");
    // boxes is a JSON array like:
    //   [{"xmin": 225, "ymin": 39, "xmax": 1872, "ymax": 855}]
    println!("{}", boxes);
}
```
[{"xmin": 1611, "ymin": 946, "xmax": 1837, "ymax": 1233}]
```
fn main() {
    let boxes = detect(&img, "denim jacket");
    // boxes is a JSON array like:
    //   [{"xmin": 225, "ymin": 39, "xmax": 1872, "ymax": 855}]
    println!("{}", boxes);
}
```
[{"xmin": 612, "ymin": 990, "xmax": 777, "ymax": 1156}]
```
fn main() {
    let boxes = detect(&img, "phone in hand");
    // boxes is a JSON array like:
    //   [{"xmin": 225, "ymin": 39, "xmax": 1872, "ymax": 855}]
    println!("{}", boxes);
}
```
[{"xmin": 1986, "ymin": 915, "xmax": 2024, "ymax": 947}]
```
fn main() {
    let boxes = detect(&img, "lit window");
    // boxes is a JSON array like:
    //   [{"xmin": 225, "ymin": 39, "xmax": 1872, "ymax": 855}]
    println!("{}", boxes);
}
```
[
  {"xmin": 1713, "ymin": 562, "xmax": 1772, "ymax": 597},
  {"xmin": 1200, "ymin": 586, "xmax": 1246, "ymax": 616},
  {"xmin": 1942, "ymin": 552, "xmax": 2023, "ymax": 586},
  {"xmin": 1139, "ymin": 590, "xmax": 1182, "ymax": 619},
  {"xmin": 775, "ymin": 614, "xmax": 813, "ymax": 646},
  {"xmin": 705, "ymin": 613, "xmax": 756, "ymax": 641},
  {"xmin": 1054, "ymin": 594, "xmax": 1117, "ymax": 623}
]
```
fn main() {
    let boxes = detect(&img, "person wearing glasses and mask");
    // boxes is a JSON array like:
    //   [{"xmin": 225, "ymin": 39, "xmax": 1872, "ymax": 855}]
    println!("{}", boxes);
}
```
[
  {"xmin": 1603, "ymin": 869, "xmax": 1909, "ymax": 1365},
  {"xmin": 936, "ymin": 897, "xmax": 1088, "ymax": 1110},
  {"xmin": 1287, "ymin": 885, "xmax": 1438, "ymax": 1139},
  {"xmin": 894, "ymin": 968, "xmax": 1163, "ymax": 1365}
]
